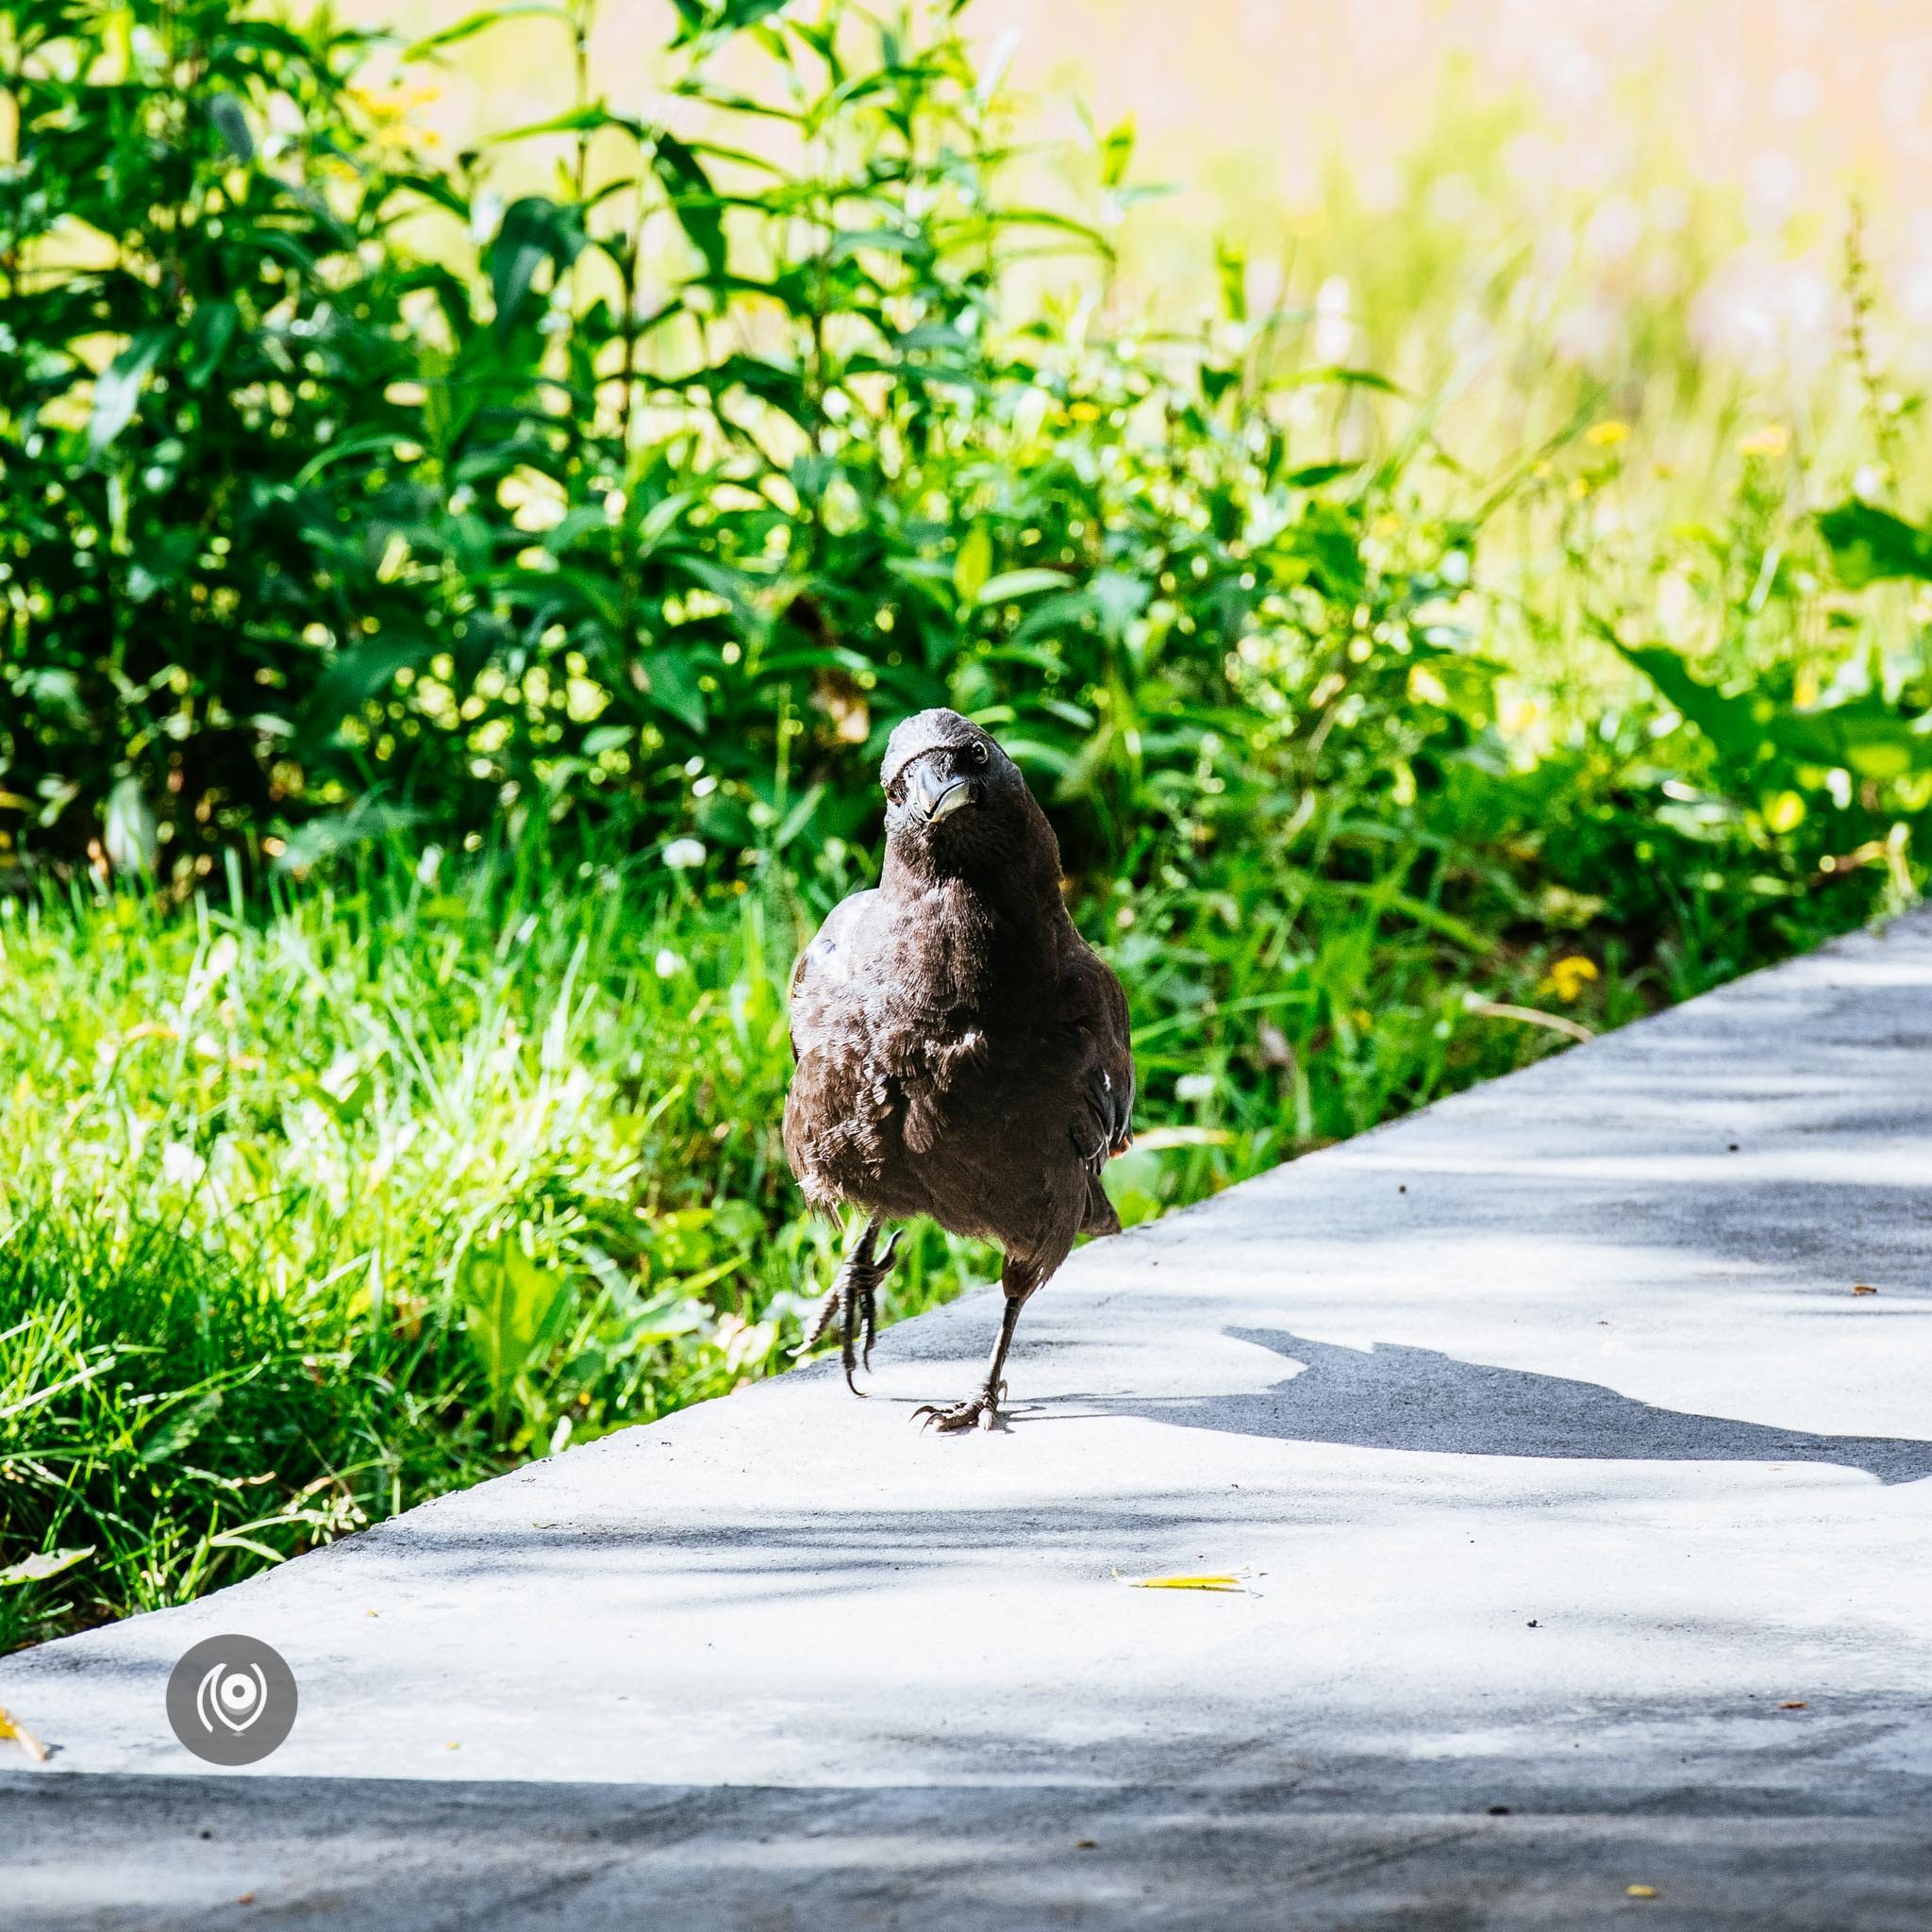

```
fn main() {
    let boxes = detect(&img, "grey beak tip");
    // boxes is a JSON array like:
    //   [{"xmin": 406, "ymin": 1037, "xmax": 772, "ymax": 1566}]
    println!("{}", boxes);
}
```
[
  {"xmin": 906, "ymin": 771, "xmax": 975, "ymax": 825},
  {"xmin": 926, "ymin": 779, "xmax": 974, "ymax": 824}
]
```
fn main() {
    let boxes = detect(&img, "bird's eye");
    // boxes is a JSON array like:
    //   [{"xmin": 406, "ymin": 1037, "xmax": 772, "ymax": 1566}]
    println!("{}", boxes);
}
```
[{"xmin": 963, "ymin": 740, "xmax": 990, "ymax": 770}]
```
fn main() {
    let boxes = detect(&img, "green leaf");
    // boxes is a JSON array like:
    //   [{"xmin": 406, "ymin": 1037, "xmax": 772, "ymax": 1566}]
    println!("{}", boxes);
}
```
[
  {"xmin": 404, "ymin": 4, "xmax": 571, "ymax": 59},
  {"xmin": 824, "ymin": 225, "xmax": 930, "ymax": 264},
  {"xmin": 305, "ymin": 636, "xmax": 433, "ymax": 739},
  {"xmin": 1296, "ymin": 501, "xmax": 1368, "ymax": 602},
  {"xmin": 1215, "ymin": 239, "xmax": 1246, "ymax": 323},
  {"xmin": 487, "ymin": 196, "xmax": 585, "ymax": 333},
  {"xmin": 89, "ymin": 329, "xmax": 171, "ymax": 457},
  {"xmin": 1817, "ymin": 500, "xmax": 1932, "ymax": 588},
  {"xmin": 1008, "ymin": 588, "xmax": 1099, "ymax": 646},
  {"xmin": 625, "ymin": 1291, "xmax": 710, "ymax": 1344},
  {"xmin": 185, "ymin": 300, "xmax": 239, "ymax": 390},
  {"xmin": 484, "ymin": 104, "xmax": 646, "ymax": 146},
  {"xmin": 0, "ymin": 1547, "xmax": 93, "ymax": 1590},
  {"xmin": 652, "ymin": 133, "xmax": 727, "ymax": 279},
  {"xmin": 634, "ymin": 491, "xmax": 698, "ymax": 558},
  {"xmin": 206, "ymin": 1534, "xmax": 290, "ymax": 1563},
  {"xmin": 1098, "ymin": 116, "xmax": 1137, "ymax": 191},
  {"xmin": 953, "ymin": 524, "xmax": 992, "ymax": 604},
  {"xmin": 140, "ymin": 1390, "xmax": 223, "ymax": 1465},
  {"xmin": 1201, "ymin": 363, "xmax": 1239, "ymax": 407},
  {"xmin": 1612, "ymin": 637, "xmax": 1930, "ymax": 782},
  {"xmin": 670, "ymin": 0, "xmax": 791, "ymax": 43},
  {"xmin": 456, "ymin": 1230, "xmax": 577, "ymax": 1440},
  {"xmin": 634, "ymin": 647, "xmax": 708, "ymax": 734},
  {"xmin": 705, "ymin": 353, "xmax": 808, "ymax": 423},
  {"xmin": 975, "ymin": 568, "xmax": 1073, "ymax": 606},
  {"xmin": 206, "ymin": 93, "xmax": 254, "ymax": 162},
  {"xmin": 1285, "ymin": 460, "xmax": 1362, "ymax": 490},
  {"xmin": 1090, "ymin": 571, "xmax": 1150, "ymax": 638},
  {"xmin": 1274, "ymin": 364, "xmax": 1407, "ymax": 397}
]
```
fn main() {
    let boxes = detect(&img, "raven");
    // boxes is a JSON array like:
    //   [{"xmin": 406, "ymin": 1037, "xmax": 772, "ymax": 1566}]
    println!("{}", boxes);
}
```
[{"xmin": 783, "ymin": 708, "xmax": 1135, "ymax": 1430}]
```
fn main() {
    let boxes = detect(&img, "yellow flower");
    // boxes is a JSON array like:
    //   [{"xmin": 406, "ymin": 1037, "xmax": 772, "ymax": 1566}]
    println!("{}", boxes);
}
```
[
  {"xmin": 1499, "ymin": 694, "xmax": 1542, "ymax": 738},
  {"xmin": 349, "ymin": 83, "xmax": 442, "ymax": 121},
  {"xmin": 347, "ymin": 84, "xmax": 442, "ymax": 150},
  {"xmin": 1585, "ymin": 420, "xmax": 1629, "ymax": 447},
  {"xmin": 1738, "ymin": 424, "xmax": 1790, "ymax": 458},
  {"xmin": 1538, "ymin": 956, "xmax": 1600, "ymax": 1004}
]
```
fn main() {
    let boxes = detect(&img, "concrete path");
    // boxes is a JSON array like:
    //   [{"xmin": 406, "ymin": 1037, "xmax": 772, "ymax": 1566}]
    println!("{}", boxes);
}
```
[{"xmin": 6, "ymin": 911, "xmax": 1932, "ymax": 1929}]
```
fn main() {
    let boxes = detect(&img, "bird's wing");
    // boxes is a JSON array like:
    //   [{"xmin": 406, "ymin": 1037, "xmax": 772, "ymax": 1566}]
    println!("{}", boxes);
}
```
[
  {"xmin": 1060, "ymin": 940, "xmax": 1135, "ymax": 1172},
  {"xmin": 788, "ymin": 889, "xmax": 879, "ymax": 1030},
  {"xmin": 784, "ymin": 889, "xmax": 888, "ymax": 1203}
]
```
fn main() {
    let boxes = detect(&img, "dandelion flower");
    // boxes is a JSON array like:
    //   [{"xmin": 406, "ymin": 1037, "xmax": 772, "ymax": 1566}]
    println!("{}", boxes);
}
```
[{"xmin": 1538, "ymin": 957, "xmax": 1600, "ymax": 1004}]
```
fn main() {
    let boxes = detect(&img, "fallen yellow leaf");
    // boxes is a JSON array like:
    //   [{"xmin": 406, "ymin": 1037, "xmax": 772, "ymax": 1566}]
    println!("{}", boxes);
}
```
[
  {"xmin": 1131, "ymin": 1574, "xmax": 1245, "ymax": 1592},
  {"xmin": 1627, "ymin": 1884, "xmax": 1659, "ymax": 1900},
  {"xmin": 0, "ymin": 1704, "xmax": 49, "ymax": 1764}
]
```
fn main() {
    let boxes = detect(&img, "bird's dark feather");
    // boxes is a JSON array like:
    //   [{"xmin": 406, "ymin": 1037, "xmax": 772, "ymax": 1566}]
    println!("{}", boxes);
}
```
[{"xmin": 783, "ymin": 710, "xmax": 1134, "ymax": 1286}]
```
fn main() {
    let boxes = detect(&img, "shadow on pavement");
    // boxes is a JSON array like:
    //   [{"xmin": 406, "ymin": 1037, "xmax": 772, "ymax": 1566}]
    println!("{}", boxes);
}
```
[
  {"xmin": 1105, "ymin": 1329, "xmax": 1932, "ymax": 1484},
  {"xmin": 8, "ymin": 1766, "xmax": 1932, "ymax": 1932}
]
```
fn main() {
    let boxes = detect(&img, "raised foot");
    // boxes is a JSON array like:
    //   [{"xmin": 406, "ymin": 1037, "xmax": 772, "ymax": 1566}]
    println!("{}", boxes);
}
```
[
  {"xmin": 913, "ymin": 1381, "xmax": 1006, "ymax": 1434},
  {"xmin": 794, "ymin": 1230, "xmax": 902, "ymax": 1394}
]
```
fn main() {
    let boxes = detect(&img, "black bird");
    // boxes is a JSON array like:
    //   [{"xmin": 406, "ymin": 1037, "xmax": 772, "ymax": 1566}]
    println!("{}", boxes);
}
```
[{"xmin": 783, "ymin": 708, "xmax": 1135, "ymax": 1430}]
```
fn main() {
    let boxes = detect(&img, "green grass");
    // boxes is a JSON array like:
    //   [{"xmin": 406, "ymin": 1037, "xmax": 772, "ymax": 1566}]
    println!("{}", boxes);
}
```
[{"xmin": 0, "ymin": 860, "xmax": 816, "ymax": 1650}]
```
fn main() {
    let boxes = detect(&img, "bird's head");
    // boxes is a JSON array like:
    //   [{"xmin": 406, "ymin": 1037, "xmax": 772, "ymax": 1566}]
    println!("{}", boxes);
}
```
[{"xmin": 879, "ymin": 708, "xmax": 1040, "ymax": 873}]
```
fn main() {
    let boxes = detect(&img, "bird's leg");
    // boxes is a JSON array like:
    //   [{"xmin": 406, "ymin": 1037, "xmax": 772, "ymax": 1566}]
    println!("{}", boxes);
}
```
[
  {"xmin": 915, "ymin": 1274, "xmax": 1032, "ymax": 1434},
  {"xmin": 795, "ymin": 1213, "xmax": 902, "ymax": 1394}
]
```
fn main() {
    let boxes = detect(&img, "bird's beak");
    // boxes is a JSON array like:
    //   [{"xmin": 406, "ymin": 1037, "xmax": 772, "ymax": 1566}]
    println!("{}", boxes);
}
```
[{"xmin": 905, "ymin": 761, "xmax": 976, "ymax": 826}]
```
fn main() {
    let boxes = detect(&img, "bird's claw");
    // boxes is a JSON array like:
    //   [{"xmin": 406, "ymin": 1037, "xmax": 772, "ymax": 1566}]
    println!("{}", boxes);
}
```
[
  {"xmin": 912, "ymin": 1378, "xmax": 1007, "ymax": 1434},
  {"xmin": 795, "ymin": 1229, "xmax": 903, "ymax": 1393}
]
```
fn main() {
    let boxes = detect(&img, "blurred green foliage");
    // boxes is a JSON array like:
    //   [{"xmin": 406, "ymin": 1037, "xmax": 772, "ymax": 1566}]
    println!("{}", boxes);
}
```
[{"xmin": 6, "ymin": 0, "xmax": 1931, "ymax": 904}]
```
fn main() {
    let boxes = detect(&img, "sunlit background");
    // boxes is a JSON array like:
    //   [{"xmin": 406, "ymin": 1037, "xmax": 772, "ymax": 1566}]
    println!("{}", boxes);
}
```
[{"xmin": 345, "ymin": 0, "xmax": 1932, "ymax": 381}]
